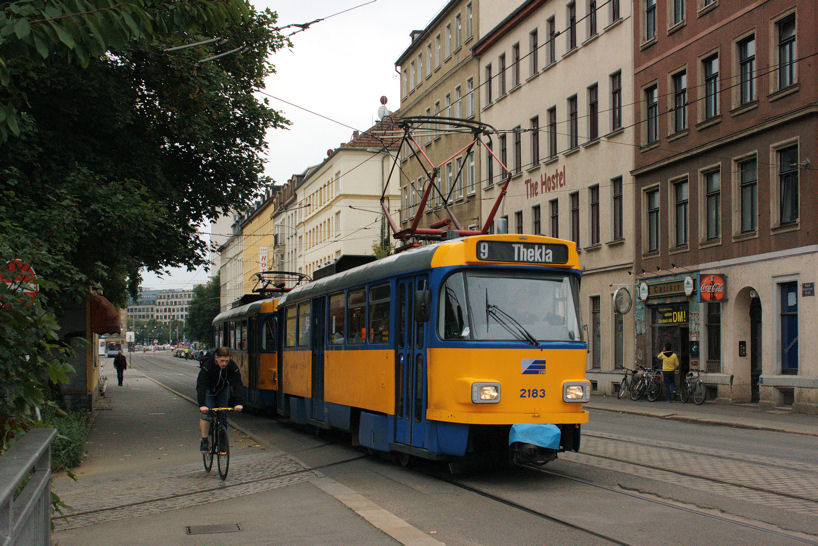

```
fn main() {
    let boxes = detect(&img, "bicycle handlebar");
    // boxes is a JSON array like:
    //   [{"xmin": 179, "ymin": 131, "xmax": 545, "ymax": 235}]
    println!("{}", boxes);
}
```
[{"xmin": 207, "ymin": 407, "xmax": 235, "ymax": 412}]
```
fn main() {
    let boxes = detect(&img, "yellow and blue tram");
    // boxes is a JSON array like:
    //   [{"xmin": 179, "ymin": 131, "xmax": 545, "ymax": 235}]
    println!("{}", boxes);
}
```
[{"xmin": 213, "ymin": 234, "xmax": 590, "ymax": 464}]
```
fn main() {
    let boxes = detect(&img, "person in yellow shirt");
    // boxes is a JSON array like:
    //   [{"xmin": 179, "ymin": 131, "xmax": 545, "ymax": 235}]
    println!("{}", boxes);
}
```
[{"xmin": 657, "ymin": 343, "xmax": 679, "ymax": 402}]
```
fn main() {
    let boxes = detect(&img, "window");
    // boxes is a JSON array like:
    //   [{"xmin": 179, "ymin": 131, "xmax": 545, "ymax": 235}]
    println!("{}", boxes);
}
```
[
  {"xmin": 455, "ymin": 13, "xmax": 462, "ymax": 49},
  {"xmin": 568, "ymin": 95, "xmax": 578, "ymax": 149},
  {"xmin": 674, "ymin": 179, "xmax": 688, "ymax": 247},
  {"xmin": 590, "ymin": 184, "xmax": 600, "ymax": 245},
  {"xmin": 645, "ymin": 84, "xmax": 658, "ymax": 143},
  {"xmin": 530, "ymin": 116, "xmax": 540, "ymax": 165},
  {"xmin": 673, "ymin": 71, "xmax": 687, "ymax": 132},
  {"xmin": 532, "ymin": 204, "xmax": 541, "ymax": 234},
  {"xmin": 446, "ymin": 162, "xmax": 453, "ymax": 202},
  {"xmin": 297, "ymin": 302, "xmax": 311, "ymax": 346},
  {"xmin": 611, "ymin": 71, "xmax": 622, "ymax": 131},
  {"xmin": 513, "ymin": 127, "xmax": 521, "ymax": 175},
  {"xmin": 611, "ymin": 0, "xmax": 620, "ymax": 22},
  {"xmin": 703, "ymin": 54, "xmax": 719, "ymax": 119},
  {"xmin": 466, "ymin": 3, "xmax": 473, "ymax": 38},
  {"xmin": 417, "ymin": 53, "xmax": 423, "ymax": 84},
  {"xmin": 739, "ymin": 158, "xmax": 757, "ymax": 233},
  {"xmin": 499, "ymin": 134, "xmax": 507, "ymax": 174},
  {"xmin": 486, "ymin": 141, "xmax": 494, "ymax": 186},
  {"xmin": 588, "ymin": 84, "xmax": 598, "ymax": 141},
  {"xmin": 329, "ymin": 293, "xmax": 345, "ymax": 344},
  {"xmin": 285, "ymin": 307, "xmax": 297, "ymax": 347},
  {"xmin": 547, "ymin": 17, "xmax": 556, "ymax": 63},
  {"xmin": 348, "ymin": 288, "xmax": 366, "ymax": 344},
  {"xmin": 401, "ymin": 69, "xmax": 407, "ymax": 97},
  {"xmin": 779, "ymin": 145, "xmax": 799, "ymax": 225},
  {"xmin": 671, "ymin": 0, "xmax": 684, "ymax": 26},
  {"xmin": 426, "ymin": 44, "xmax": 432, "ymax": 78},
  {"xmin": 454, "ymin": 85, "xmax": 462, "ymax": 118},
  {"xmin": 409, "ymin": 61, "xmax": 415, "ymax": 90},
  {"xmin": 704, "ymin": 170, "xmax": 720, "ymax": 240},
  {"xmin": 550, "ymin": 198, "xmax": 559, "ymax": 237},
  {"xmin": 424, "ymin": 107, "xmax": 432, "ymax": 145},
  {"xmin": 570, "ymin": 191, "xmax": 580, "ymax": 246},
  {"xmin": 467, "ymin": 151, "xmax": 475, "ymax": 194},
  {"xmin": 588, "ymin": 0, "xmax": 597, "ymax": 37},
  {"xmin": 647, "ymin": 188, "xmax": 660, "ymax": 252},
  {"xmin": 567, "ymin": 2, "xmax": 577, "ymax": 50},
  {"xmin": 456, "ymin": 158, "xmax": 464, "ymax": 197},
  {"xmin": 529, "ymin": 29, "xmax": 539, "ymax": 75},
  {"xmin": 515, "ymin": 210, "xmax": 523, "ymax": 234},
  {"xmin": 485, "ymin": 64, "xmax": 493, "ymax": 104},
  {"xmin": 777, "ymin": 14, "xmax": 796, "ymax": 89},
  {"xmin": 466, "ymin": 78, "xmax": 474, "ymax": 116},
  {"xmin": 645, "ymin": 0, "xmax": 656, "ymax": 41},
  {"xmin": 445, "ymin": 93, "xmax": 451, "ymax": 118},
  {"xmin": 435, "ymin": 34, "xmax": 441, "ymax": 67},
  {"xmin": 445, "ymin": 24, "xmax": 452, "ymax": 58},
  {"xmin": 738, "ymin": 36, "xmax": 755, "ymax": 104},
  {"xmin": 612, "ymin": 176, "xmax": 623, "ymax": 240},
  {"xmin": 591, "ymin": 296, "xmax": 600, "ymax": 368},
  {"xmin": 547, "ymin": 106, "xmax": 557, "ymax": 158},
  {"xmin": 706, "ymin": 303, "xmax": 721, "ymax": 370},
  {"xmin": 368, "ymin": 284, "xmax": 390, "ymax": 344},
  {"xmin": 780, "ymin": 281, "xmax": 798, "ymax": 374},
  {"xmin": 498, "ymin": 54, "xmax": 506, "ymax": 95},
  {"xmin": 511, "ymin": 43, "xmax": 520, "ymax": 87},
  {"xmin": 434, "ymin": 100, "xmax": 441, "ymax": 140}
]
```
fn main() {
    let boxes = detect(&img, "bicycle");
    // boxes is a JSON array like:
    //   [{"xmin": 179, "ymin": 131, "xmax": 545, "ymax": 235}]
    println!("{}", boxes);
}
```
[
  {"xmin": 629, "ymin": 365, "xmax": 650, "ymax": 401},
  {"xmin": 645, "ymin": 367, "xmax": 662, "ymax": 402},
  {"xmin": 680, "ymin": 369, "xmax": 706, "ymax": 405},
  {"xmin": 203, "ymin": 407, "xmax": 233, "ymax": 480},
  {"xmin": 617, "ymin": 368, "xmax": 636, "ymax": 399}
]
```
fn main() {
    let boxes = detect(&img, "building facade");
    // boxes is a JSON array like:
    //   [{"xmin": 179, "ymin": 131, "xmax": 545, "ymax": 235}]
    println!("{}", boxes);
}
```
[
  {"xmin": 632, "ymin": 0, "xmax": 817, "ymax": 412},
  {"xmin": 395, "ymin": 0, "xmax": 484, "ymax": 237},
  {"xmin": 474, "ymin": 0, "xmax": 637, "ymax": 394},
  {"xmin": 218, "ymin": 223, "xmax": 244, "ymax": 311},
  {"xmin": 241, "ymin": 187, "xmax": 279, "ymax": 296},
  {"xmin": 128, "ymin": 288, "xmax": 193, "ymax": 323}
]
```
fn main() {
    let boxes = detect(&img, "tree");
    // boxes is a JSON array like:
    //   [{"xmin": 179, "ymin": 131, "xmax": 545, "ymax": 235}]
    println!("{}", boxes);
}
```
[{"xmin": 186, "ymin": 274, "xmax": 220, "ymax": 345}]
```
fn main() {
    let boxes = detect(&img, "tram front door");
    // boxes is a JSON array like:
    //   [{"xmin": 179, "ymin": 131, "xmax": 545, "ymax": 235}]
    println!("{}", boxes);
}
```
[{"xmin": 395, "ymin": 276, "xmax": 429, "ymax": 448}]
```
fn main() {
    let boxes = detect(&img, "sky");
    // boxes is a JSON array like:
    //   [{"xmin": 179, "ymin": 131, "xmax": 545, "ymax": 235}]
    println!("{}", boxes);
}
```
[{"xmin": 141, "ymin": 0, "xmax": 449, "ymax": 290}]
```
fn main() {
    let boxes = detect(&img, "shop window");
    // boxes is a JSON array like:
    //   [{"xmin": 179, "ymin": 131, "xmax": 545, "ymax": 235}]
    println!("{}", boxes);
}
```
[
  {"xmin": 780, "ymin": 282, "xmax": 798, "ymax": 374},
  {"xmin": 706, "ymin": 303, "xmax": 721, "ymax": 372},
  {"xmin": 590, "ymin": 296, "xmax": 601, "ymax": 368}
]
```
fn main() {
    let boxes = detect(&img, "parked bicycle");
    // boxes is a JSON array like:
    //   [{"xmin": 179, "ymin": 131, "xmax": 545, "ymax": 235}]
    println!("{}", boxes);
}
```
[
  {"xmin": 203, "ymin": 407, "xmax": 233, "ymax": 480},
  {"xmin": 680, "ymin": 369, "xmax": 706, "ymax": 405},
  {"xmin": 629, "ymin": 365, "xmax": 662, "ymax": 402},
  {"xmin": 617, "ymin": 367, "xmax": 637, "ymax": 399}
]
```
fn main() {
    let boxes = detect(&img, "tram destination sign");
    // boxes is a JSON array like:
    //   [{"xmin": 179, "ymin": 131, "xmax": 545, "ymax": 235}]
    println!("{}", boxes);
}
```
[{"xmin": 476, "ymin": 241, "xmax": 569, "ymax": 264}]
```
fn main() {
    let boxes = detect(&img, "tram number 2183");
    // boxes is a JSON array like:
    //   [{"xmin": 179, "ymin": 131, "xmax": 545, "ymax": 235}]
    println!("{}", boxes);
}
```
[{"xmin": 520, "ymin": 388, "xmax": 547, "ymax": 398}]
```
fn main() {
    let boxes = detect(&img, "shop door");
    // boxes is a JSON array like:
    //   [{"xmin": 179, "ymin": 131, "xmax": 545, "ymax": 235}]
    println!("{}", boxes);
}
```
[
  {"xmin": 750, "ymin": 298, "xmax": 762, "ymax": 402},
  {"xmin": 311, "ymin": 297, "xmax": 325, "ymax": 421},
  {"xmin": 395, "ymin": 276, "xmax": 429, "ymax": 448}
]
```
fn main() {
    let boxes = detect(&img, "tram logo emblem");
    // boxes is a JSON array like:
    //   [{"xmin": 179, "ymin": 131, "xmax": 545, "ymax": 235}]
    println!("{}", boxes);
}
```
[{"xmin": 521, "ymin": 359, "xmax": 546, "ymax": 374}]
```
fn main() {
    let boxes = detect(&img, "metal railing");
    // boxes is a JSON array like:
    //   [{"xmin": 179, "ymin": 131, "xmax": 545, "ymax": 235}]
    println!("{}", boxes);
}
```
[{"xmin": 0, "ymin": 428, "xmax": 56, "ymax": 546}]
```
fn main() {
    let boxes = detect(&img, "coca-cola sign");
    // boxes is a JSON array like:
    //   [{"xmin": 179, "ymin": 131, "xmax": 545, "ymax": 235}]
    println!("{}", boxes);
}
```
[{"xmin": 699, "ymin": 274, "xmax": 727, "ymax": 302}]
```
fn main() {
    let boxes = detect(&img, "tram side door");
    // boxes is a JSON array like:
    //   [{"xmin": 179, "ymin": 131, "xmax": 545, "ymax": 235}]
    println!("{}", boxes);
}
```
[
  {"xmin": 311, "ymin": 297, "xmax": 326, "ymax": 421},
  {"xmin": 247, "ymin": 318, "xmax": 259, "ymax": 403},
  {"xmin": 395, "ymin": 276, "xmax": 429, "ymax": 448}
]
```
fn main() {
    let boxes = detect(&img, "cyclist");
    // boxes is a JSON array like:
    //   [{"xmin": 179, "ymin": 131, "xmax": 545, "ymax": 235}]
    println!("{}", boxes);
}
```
[
  {"xmin": 196, "ymin": 346, "xmax": 245, "ymax": 452},
  {"xmin": 656, "ymin": 343, "xmax": 680, "ymax": 403}
]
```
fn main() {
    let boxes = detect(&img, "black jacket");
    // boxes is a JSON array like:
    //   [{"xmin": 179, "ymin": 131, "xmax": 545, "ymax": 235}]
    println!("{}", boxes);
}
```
[
  {"xmin": 195, "ymin": 354, "xmax": 246, "ymax": 406},
  {"xmin": 113, "ymin": 354, "xmax": 127, "ymax": 371}
]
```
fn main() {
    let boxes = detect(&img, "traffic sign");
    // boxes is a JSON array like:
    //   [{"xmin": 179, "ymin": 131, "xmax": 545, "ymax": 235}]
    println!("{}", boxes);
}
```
[{"xmin": 1, "ymin": 259, "xmax": 38, "ymax": 300}]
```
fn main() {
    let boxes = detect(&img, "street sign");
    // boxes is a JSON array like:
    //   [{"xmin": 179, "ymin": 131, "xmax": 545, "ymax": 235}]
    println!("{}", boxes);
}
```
[{"xmin": 1, "ymin": 259, "xmax": 38, "ymax": 300}]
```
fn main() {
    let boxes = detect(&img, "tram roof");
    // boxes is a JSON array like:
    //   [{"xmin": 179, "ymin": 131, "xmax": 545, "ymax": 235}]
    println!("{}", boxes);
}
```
[{"xmin": 213, "ymin": 297, "xmax": 278, "ymax": 323}]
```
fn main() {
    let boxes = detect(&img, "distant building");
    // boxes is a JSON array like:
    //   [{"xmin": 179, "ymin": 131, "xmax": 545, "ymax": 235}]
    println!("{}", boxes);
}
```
[{"xmin": 128, "ymin": 288, "xmax": 194, "ymax": 323}]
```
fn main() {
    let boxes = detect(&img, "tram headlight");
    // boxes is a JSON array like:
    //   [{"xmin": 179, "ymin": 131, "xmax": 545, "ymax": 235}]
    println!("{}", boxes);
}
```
[
  {"xmin": 562, "ymin": 382, "xmax": 590, "ymax": 402},
  {"xmin": 472, "ymin": 382, "xmax": 501, "ymax": 404}
]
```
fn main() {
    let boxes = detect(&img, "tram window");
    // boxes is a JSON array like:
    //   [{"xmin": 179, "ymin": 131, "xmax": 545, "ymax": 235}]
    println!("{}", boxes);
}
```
[
  {"xmin": 285, "ymin": 307, "xmax": 297, "ymax": 347},
  {"xmin": 298, "ymin": 303, "xmax": 311, "ymax": 347},
  {"xmin": 239, "ymin": 322, "xmax": 247, "ymax": 350},
  {"xmin": 262, "ymin": 317, "xmax": 276, "ymax": 352},
  {"xmin": 439, "ymin": 272, "xmax": 470, "ymax": 340},
  {"xmin": 398, "ymin": 288, "xmax": 406, "ymax": 348},
  {"xmin": 368, "ymin": 283, "xmax": 390, "ymax": 344},
  {"xmin": 348, "ymin": 288, "xmax": 366, "ymax": 344},
  {"xmin": 229, "ymin": 321, "xmax": 236, "ymax": 349},
  {"xmin": 329, "ymin": 292, "xmax": 345, "ymax": 345}
]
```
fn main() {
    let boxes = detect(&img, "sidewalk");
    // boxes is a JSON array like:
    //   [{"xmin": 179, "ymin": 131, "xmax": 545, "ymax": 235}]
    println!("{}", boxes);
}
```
[
  {"xmin": 51, "ymin": 366, "xmax": 438, "ymax": 546},
  {"xmin": 586, "ymin": 393, "xmax": 818, "ymax": 436}
]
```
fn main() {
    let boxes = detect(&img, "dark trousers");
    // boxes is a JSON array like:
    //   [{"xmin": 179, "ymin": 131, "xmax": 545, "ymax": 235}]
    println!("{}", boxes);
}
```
[
  {"xmin": 663, "ymin": 371, "xmax": 676, "ymax": 401},
  {"xmin": 116, "ymin": 368, "xmax": 124, "ymax": 386}
]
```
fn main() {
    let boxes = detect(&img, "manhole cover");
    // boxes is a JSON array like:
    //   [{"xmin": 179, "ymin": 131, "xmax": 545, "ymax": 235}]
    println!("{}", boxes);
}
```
[{"xmin": 185, "ymin": 523, "xmax": 241, "ymax": 535}]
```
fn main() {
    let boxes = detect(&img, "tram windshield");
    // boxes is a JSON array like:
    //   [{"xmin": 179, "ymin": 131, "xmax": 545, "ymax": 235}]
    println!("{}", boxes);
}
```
[{"xmin": 438, "ymin": 271, "xmax": 582, "ymax": 343}]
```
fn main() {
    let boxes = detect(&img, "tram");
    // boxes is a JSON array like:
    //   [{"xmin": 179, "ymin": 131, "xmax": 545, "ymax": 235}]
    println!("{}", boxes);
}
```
[{"xmin": 212, "ymin": 233, "xmax": 590, "ymax": 465}]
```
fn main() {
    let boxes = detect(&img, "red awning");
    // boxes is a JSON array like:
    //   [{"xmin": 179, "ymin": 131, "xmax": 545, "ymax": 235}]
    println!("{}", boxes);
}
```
[{"xmin": 90, "ymin": 294, "xmax": 120, "ymax": 335}]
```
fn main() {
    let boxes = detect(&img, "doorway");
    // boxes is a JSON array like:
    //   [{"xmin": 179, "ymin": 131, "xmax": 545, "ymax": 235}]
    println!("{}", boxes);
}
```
[{"xmin": 750, "ymin": 297, "xmax": 762, "ymax": 403}]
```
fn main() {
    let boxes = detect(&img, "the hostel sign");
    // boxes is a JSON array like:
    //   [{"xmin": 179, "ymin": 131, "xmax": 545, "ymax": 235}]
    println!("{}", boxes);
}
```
[{"xmin": 524, "ymin": 166, "xmax": 566, "ymax": 199}]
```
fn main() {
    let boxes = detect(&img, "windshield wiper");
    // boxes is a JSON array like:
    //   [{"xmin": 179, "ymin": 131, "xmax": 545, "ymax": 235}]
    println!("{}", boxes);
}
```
[{"xmin": 485, "ymin": 290, "xmax": 538, "ymax": 346}]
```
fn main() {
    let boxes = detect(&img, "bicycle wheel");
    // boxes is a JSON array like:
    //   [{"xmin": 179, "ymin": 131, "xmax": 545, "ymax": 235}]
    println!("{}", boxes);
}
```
[
  {"xmin": 217, "ymin": 423, "xmax": 230, "ymax": 480},
  {"xmin": 646, "ymin": 379, "xmax": 660, "ymax": 402},
  {"xmin": 692, "ymin": 381, "xmax": 706, "ymax": 405},
  {"xmin": 680, "ymin": 381, "xmax": 690, "ymax": 403},
  {"xmin": 630, "ymin": 380, "xmax": 645, "ymax": 401},
  {"xmin": 617, "ymin": 378, "xmax": 629, "ymax": 399},
  {"xmin": 202, "ymin": 422, "xmax": 214, "ymax": 473}
]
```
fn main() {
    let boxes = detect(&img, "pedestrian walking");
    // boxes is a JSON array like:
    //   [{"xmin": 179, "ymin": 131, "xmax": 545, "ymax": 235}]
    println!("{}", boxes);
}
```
[
  {"xmin": 113, "ymin": 350, "xmax": 128, "ymax": 386},
  {"xmin": 657, "ymin": 343, "xmax": 679, "ymax": 402}
]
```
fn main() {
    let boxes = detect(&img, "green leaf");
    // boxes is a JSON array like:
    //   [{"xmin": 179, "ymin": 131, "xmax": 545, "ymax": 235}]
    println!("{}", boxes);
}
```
[
  {"xmin": 32, "ymin": 33, "xmax": 49, "ymax": 58},
  {"xmin": 120, "ymin": 10, "xmax": 140, "ymax": 38},
  {"xmin": 0, "ymin": 106, "xmax": 5, "ymax": 122},
  {"xmin": 13, "ymin": 18, "xmax": 31, "ymax": 39},
  {"xmin": 7, "ymin": 110, "xmax": 19, "ymax": 135},
  {"xmin": 50, "ymin": 22, "xmax": 76, "ymax": 50}
]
